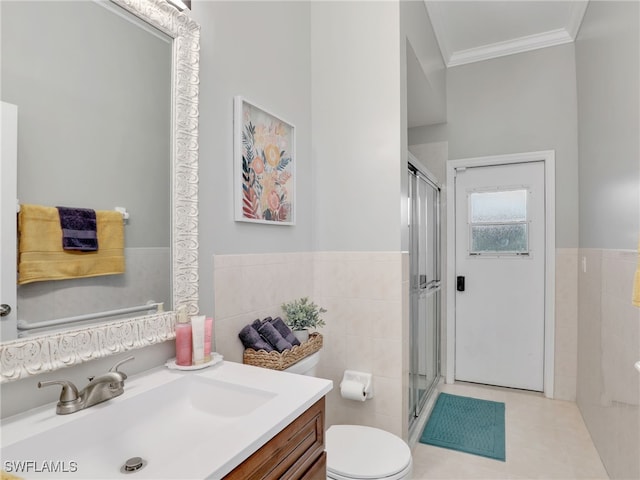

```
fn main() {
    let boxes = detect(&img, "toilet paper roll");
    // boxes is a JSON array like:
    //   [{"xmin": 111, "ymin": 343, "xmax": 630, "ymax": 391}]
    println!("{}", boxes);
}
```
[{"xmin": 340, "ymin": 380, "xmax": 367, "ymax": 401}]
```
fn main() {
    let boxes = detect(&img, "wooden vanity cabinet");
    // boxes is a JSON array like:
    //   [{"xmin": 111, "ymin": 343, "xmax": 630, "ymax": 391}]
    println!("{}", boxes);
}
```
[{"xmin": 224, "ymin": 397, "xmax": 326, "ymax": 480}]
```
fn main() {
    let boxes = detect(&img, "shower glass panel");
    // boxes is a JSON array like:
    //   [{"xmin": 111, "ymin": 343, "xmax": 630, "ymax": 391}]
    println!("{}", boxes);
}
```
[{"xmin": 408, "ymin": 164, "xmax": 441, "ymax": 434}]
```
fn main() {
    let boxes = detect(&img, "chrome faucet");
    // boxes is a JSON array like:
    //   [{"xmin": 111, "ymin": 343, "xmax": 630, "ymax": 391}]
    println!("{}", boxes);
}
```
[{"xmin": 38, "ymin": 356, "xmax": 134, "ymax": 415}]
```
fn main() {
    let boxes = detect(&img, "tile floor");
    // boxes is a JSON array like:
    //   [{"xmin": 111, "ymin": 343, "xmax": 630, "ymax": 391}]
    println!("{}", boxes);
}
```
[{"xmin": 411, "ymin": 382, "xmax": 609, "ymax": 479}]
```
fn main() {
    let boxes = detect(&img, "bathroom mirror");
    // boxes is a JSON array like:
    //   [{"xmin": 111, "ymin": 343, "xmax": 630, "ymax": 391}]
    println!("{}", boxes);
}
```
[{"xmin": 0, "ymin": 0, "xmax": 200, "ymax": 382}]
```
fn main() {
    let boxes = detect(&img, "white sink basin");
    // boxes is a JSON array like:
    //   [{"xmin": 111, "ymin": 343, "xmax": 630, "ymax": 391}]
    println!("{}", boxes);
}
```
[
  {"xmin": 147, "ymin": 374, "xmax": 277, "ymax": 420},
  {"xmin": 1, "ymin": 361, "xmax": 332, "ymax": 479}
]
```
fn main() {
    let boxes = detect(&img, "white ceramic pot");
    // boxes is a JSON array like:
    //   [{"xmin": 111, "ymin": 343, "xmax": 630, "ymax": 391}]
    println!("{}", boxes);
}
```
[{"xmin": 293, "ymin": 329, "xmax": 309, "ymax": 343}]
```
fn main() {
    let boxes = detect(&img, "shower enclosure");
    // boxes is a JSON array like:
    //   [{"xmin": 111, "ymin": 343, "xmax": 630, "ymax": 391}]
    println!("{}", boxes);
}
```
[{"xmin": 408, "ymin": 161, "xmax": 441, "ymax": 435}]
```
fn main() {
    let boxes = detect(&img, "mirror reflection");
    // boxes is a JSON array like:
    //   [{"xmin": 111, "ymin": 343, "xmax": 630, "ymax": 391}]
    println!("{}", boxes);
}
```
[{"xmin": 1, "ymin": 0, "xmax": 173, "ymax": 340}]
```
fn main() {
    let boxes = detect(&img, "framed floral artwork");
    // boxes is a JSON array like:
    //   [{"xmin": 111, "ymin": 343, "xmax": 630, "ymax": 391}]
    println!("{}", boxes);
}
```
[{"xmin": 234, "ymin": 96, "xmax": 295, "ymax": 225}]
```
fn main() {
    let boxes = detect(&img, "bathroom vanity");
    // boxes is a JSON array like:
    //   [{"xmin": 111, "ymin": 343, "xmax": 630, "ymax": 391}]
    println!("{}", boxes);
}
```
[
  {"xmin": 0, "ymin": 361, "xmax": 332, "ymax": 479},
  {"xmin": 224, "ymin": 397, "xmax": 326, "ymax": 480}
]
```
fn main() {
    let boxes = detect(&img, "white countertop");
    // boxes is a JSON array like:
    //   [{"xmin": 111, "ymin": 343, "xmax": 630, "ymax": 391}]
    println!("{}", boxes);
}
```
[{"xmin": 0, "ymin": 360, "xmax": 333, "ymax": 479}]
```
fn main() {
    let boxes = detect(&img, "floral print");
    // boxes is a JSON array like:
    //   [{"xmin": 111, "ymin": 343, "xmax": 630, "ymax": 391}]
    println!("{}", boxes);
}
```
[
  {"xmin": 264, "ymin": 144, "xmax": 281, "ymax": 167},
  {"xmin": 240, "ymin": 102, "xmax": 293, "ymax": 223}
]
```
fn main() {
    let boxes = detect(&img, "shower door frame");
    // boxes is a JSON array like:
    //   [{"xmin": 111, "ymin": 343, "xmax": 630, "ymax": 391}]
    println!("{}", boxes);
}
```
[{"xmin": 408, "ymin": 161, "xmax": 442, "ymax": 433}]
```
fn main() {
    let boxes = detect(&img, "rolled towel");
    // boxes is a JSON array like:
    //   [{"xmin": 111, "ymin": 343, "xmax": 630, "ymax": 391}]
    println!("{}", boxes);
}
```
[
  {"xmin": 269, "ymin": 316, "xmax": 301, "ymax": 346},
  {"xmin": 56, "ymin": 206, "xmax": 98, "ymax": 251},
  {"xmin": 238, "ymin": 325, "xmax": 274, "ymax": 352},
  {"xmin": 252, "ymin": 318, "xmax": 263, "ymax": 330},
  {"xmin": 257, "ymin": 321, "xmax": 293, "ymax": 353}
]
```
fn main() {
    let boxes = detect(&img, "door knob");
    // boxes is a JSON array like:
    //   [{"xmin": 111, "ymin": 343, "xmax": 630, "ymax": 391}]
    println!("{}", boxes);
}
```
[
  {"xmin": 0, "ymin": 304, "xmax": 11, "ymax": 317},
  {"xmin": 456, "ymin": 276, "xmax": 465, "ymax": 292}
]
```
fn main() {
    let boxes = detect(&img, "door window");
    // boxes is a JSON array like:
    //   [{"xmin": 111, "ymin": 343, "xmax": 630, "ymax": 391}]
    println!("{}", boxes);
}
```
[{"xmin": 468, "ymin": 189, "xmax": 529, "ymax": 255}]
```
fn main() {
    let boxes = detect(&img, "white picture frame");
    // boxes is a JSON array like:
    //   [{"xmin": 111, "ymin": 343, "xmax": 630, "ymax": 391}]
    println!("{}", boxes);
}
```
[{"xmin": 234, "ymin": 96, "xmax": 296, "ymax": 225}]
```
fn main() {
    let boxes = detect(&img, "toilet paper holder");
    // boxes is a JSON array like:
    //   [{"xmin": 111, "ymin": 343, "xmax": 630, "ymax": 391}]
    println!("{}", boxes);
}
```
[{"xmin": 341, "ymin": 370, "xmax": 374, "ymax": 400}]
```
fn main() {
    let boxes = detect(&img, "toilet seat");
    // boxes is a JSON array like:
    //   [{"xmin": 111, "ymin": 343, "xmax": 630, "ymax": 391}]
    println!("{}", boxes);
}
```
[{"xmin": 326, "ymin": 425, "xmax": 412, "ymax": 480}]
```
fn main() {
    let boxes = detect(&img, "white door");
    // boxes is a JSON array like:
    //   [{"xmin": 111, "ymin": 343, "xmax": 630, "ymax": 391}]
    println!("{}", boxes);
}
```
[
  {"xmin": 1, "ymin": 102, "xmax": 18, "ymax": 340},
  {"xmin": 455, "ymin": 161, "xmax": 545, "ymax": 391}
]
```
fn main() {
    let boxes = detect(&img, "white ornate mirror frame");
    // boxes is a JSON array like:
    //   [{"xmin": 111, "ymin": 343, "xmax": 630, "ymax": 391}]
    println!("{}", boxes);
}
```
[{"xmin": 0, "ymin": 0, "xmax": 200, "ymax": 383}]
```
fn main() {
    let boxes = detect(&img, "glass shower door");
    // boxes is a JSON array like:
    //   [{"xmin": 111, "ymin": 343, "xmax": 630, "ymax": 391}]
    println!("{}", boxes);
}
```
[{"xmin": 408, "ymin": 165, "xmax": 441, "ymax": 433}]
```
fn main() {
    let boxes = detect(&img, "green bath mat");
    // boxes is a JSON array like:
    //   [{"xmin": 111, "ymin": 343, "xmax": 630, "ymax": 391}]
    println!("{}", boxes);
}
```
[{"xmin": 420, "ymin": 392, "xmax": 506, "ymax": 461}]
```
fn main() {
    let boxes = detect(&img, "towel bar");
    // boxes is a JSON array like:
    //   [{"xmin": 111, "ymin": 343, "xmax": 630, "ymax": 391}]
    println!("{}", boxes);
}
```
[
  {"xmin": 17, "ymin": 302, "xmax": 163, "ymax": 331},
  {"xmin": 114, "ymin": 206, "xmax": 130, "ymax": 221},
  {"xmin": 16, "ymin": 203, "xmax": 130, "ymax": 221}
]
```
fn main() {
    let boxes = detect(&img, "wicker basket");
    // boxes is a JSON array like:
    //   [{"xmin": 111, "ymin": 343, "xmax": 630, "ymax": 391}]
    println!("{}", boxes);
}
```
[{"xmin": 243, "ymin": 333, "xmax": 323, "ymax": 371}]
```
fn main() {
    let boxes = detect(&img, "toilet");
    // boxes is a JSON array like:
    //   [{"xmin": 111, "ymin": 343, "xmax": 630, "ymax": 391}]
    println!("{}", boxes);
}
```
[{"xmin": 284, "ymin": 351, "xmax": 413, "ymax": 480}]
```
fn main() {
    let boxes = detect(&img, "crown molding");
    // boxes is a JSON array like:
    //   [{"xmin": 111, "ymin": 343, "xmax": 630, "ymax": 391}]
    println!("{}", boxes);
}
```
[
  {"xmin": 566, "ymin": 0, "xmax": 589, "ymax": 39},
  {"xmin": 425, "ymin": 0, "xmax": 589, "ymax": 69},
  {"xmin": 447, "ymin": 28, "xmax": 574, "ymax": 67}
]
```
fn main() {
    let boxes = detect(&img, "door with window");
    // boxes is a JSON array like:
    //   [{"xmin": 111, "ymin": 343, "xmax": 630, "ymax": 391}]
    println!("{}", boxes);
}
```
[
  {"xmin": 1, "ymin": 102, "xmax": 18, "ymax": 340},
  {"xmin": 455, "ymin": 161, "xmax": 545, "ymax": 391}
]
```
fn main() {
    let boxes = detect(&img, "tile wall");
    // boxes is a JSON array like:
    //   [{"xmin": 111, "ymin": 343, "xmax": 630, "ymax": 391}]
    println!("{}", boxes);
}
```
[
  {"xmin": 17, "ymin": 247, "xmax": 171, "ymax": 328},
  {"xmin": 555, "ymin": 248, "xmax": 579, "ymax": 401},
  {"xmin": 212, "ymin": 251, "xmax": 407, "ymax": 439},
  {"xmin": 212, "ymin": 252, "xmax": 314, "ymax": 363},
  {"xmin": 213, "ymin": 248, "xmax": 588, "ymax": 441},
  {"xmin": 314, "ymin": 252, "xmax": 406, "ymax": 439},
  {"xmin": 577, "ymin": 248, "xmax": 639, "ymax": 479}
]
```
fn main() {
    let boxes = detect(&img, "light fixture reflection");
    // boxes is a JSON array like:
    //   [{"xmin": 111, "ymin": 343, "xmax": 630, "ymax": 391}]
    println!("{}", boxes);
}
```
[{"xmin": 168, "ymin": 0, "xmax": 191, "ymax": 11}]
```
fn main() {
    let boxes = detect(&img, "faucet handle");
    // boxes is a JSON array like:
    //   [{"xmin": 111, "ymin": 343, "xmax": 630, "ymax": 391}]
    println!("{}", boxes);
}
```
[
  {"xmin": 38, "ymin": 380, "xmax": 80, "ymax": 403},
  {"xmin": 109, "ymin": 356, "xmax": 135, "ymax": 380}
]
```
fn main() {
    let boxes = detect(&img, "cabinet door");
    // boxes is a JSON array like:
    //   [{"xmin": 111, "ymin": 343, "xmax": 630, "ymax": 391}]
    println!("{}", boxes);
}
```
[
  {"xmin": 302, "ymin": 451, "xmax": 326, "ymax": 480},
  {"xmin": 224, "ymin": 398, "xmax": 325, "ymax": 480}
]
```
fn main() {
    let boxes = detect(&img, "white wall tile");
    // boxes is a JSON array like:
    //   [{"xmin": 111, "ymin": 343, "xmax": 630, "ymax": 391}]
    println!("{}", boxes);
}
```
[
  {"xmin": 577, "ymin": 247, "xmax": 640, "ymax": 480},
  {"xmin": 554, "ymin": 248, "xmax": 579, "ymax": 401},
  {"xmin": 212, "ymin": 251, "xmax": 406, "ymax": 438},
  {"xmin": 313, "ymin": 251, "xmax": 405, "ymax": 437}
]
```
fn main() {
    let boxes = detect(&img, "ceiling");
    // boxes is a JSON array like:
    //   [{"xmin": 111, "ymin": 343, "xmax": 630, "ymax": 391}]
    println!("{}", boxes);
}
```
[
  {"xmin": 407, "ymin": 1, "xmax": 589, "ymax": 128},
  {"xmin": 425, "ymin": 1, "xmax": 589, "ymax": 67}
]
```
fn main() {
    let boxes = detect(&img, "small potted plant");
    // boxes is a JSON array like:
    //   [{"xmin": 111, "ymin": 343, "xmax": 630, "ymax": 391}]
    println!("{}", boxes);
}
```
[{"xmin": 281, "ymin": 297, "xmax": 327, "ymax": 343}]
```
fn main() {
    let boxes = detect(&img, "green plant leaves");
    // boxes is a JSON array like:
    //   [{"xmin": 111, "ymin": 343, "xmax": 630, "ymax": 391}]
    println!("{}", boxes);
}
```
[{"xmin": 281, "ymin": 297, "xmax": 327, "ymax": 331}]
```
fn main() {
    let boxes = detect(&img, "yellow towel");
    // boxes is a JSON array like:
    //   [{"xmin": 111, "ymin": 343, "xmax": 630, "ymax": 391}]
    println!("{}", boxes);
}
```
[
  {"xmin": 18, "ymin": 204, "xmax": 125, "ymax": 285},
  {"xmin": 633, "ymin": 236, "xmax": 640, "ymax": 307},
  {"xmin": 1, "ymin": 471, "xmax": 24, "ymax": 480}
]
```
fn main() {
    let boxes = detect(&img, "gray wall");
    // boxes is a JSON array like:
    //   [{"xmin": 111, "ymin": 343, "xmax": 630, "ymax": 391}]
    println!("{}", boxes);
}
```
[
  {"xmin": 575, "ymin": 1, "xmax": 639, "ymax": 250},
  {"xmin": 191, "ymin": 1, "xmax": 313, "ymax": 318},
  {"xmin": 2, "ymin": 1, "xmax": 171, "ymax": 249},
  {"xmin": 412, "ymin": 44, "xmax": 580, "ymax": 248},
  {"xmin": 575, "ymin": 2, "xmax": 639, "ymax": 479},
  {"xmin": 311, "ymin": 1, "xmax": 402, "ymax": 252},
  {"xmin": 1, "ymin": 1, "xmax": 173, "ymax": 335},
  {"xmin": 401, "ymin": 0, "xmax": 446, "ymax": 128},
  {"xmin": 400, "ymin": 0, "xmax": 446, "ymax": 252},
  {"xmin": 1, "ymin": 0, "xmax": 313, "ymax": 416},
  {"xmin": 408, "ymin": 123, "xmax": 448, "ymax": 146}
]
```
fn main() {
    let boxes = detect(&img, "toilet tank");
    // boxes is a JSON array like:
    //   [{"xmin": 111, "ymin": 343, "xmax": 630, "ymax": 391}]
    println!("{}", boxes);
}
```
[{"xmin": 284, "ymin": 351, "xmax": 321, "ymax": 376}]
